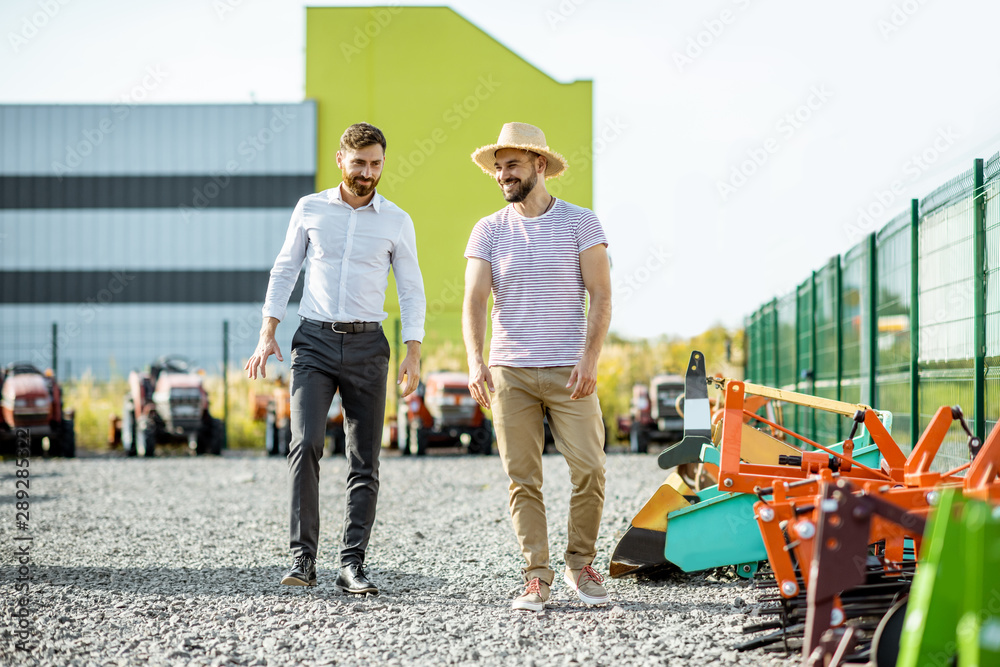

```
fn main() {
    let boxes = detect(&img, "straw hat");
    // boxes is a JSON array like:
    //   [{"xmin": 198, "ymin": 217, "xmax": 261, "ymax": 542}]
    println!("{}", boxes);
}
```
[{"xmin": 471, "ymin": 122, "xmax": 568, "ymax": 179}]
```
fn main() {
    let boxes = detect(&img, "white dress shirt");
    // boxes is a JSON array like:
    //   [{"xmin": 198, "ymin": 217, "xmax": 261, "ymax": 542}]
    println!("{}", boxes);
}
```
[{"xmin": 262, "ymin": 185, "xmax": 426, "ymax": 342}]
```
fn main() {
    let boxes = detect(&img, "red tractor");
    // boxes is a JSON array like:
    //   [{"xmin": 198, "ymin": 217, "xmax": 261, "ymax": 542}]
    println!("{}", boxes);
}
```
[
  {"xmin": 624, "ymin": 374, "xmax": 686, "ymax": 453},
  {"xmin": 397, "ymin": 371, "xmax": 493, "ymax": 456},
  {"xmin": 116, "ymin": 356, "xmax": 224, "ymax": 457},
  {"xmin": 0, "ymin": 362, "xmax": 75, "ymax": 457},
  {"xmin": 252, "ymin": 378, "xmax": 345, "ymax": 457}
]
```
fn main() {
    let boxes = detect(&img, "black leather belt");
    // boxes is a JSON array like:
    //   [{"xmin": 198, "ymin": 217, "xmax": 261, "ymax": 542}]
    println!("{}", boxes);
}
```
[{"xmin": 301, "ymin": 317, "xmax": 381, "ymax": 333}]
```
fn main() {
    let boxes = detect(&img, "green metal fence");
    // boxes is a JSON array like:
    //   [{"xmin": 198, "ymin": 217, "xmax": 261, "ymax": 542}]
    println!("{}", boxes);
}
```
[
  {"xmin": 796, "ymin": 278, "xmax": 814, "ymax": 437},
  {"xmin": 745, "ymin": 157, "xmax": 994, "ymax": 470},
  {"xmin": 875, "ymin": 210, "xmax": 913, "ymax": 449},
  {"xmin": 814, "ymin": 259, "xmax": 841, "ymax": 444},
  {"xmin": 776, "ymin": 290, "xmax": 798, "ymax": 433}
]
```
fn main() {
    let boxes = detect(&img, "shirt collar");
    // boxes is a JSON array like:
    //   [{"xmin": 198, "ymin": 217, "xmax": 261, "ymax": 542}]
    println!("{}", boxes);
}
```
[{"xmin": 328, "ymin": 183, "xmax": 382, "ymax": 213}]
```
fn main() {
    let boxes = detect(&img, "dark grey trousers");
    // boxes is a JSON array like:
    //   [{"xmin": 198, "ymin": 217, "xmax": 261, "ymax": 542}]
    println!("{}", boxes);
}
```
[{"xmin": 287, "ymin": 319, "xmax": 390, "ymax": 566}]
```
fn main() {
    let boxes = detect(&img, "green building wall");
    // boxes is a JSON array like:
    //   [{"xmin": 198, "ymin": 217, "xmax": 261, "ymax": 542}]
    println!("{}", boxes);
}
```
[{"xmin": 305, "ymin": 6, "xmax": 593, "ymax": 358}]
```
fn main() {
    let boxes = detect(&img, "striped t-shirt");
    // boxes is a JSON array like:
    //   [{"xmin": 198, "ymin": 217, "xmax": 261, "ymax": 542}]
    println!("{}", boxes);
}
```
[{"xmin": 464, "ymin": 199, "xmax": 608, "ymax": 368}]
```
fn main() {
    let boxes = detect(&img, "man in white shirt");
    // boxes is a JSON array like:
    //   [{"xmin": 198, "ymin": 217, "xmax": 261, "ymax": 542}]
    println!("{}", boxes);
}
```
[{"xmin": 246, "ymin": 123, "xmax": 425, "ymax": 594}]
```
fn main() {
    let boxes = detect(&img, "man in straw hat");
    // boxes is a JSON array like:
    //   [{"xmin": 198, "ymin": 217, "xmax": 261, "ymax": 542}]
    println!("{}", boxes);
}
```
[
  {"xmin": 246, "ymin": 122, "xmax": 425, "ymax": 595},
  {"xmin": 462, "ymin": 122, "xmax": 613, "ymax": 611}
]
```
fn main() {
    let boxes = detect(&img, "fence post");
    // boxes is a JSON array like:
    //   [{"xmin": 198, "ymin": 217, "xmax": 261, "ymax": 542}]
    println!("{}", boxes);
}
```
[
  {"xmin": 742, "ymin": 317, "xmax": 748, "ymax": 381},
  {"xmin": 794, "ymin": 288, "xmax": 800, "ymax": 395},
  {"xmin": 868, "ymin": 232, "xmax": 878, "ymax": 409},
  {"xmin": 771, "ymin": 298, "xmax": 779, "ymax": 388},
  {"xmin": 223, "ymin": 320, "xmax": 230, "ymax": 437},
  {"xmin": 834, "ymin": 256, "xmax": 842, "ymax": 441},
  {"xmin": 51, "ymin": 322, "xmax": 58, "ymax": 379},
  {"xmin": 910, "ymin": 198, "xmax": 920, "ymax": 448},
  {"xmin": 810, "ymin": 271, "xmax": 817, "ymax": 441},
  {"xmin": 974, "ymin": 158, "xmax": 986, "ymax": 442}
]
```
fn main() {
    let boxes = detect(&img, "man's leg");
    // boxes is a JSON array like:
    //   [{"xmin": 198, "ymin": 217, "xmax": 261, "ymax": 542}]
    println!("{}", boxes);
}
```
[
  {"xmin": 492, "ymin": 366, "xmax": 552, "ymax": 586},
  {"xmin": 336, "ymin": 330, "xmax": 390, "ymax": 567},
  {"xmin": 287, "ymin": 323, "xmax": 338, "ymax": 560},
  {"xmin": 541, "ymin": 367, "xmax": 606, "ymax": 573}
]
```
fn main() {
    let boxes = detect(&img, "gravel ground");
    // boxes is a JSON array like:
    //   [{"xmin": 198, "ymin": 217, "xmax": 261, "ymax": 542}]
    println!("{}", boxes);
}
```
[{"xmin": 1, "ymin": 448, "xmax": 798, "ymax": 667}]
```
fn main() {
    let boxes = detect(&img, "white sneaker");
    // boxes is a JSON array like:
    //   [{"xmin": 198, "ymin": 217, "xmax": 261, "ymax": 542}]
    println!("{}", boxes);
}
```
[
  {"xmin": 511, "ymin": 578, "xmax": 549, "ymax": 612},
  {"xmin": 565, "ymin": 565, "xmax": 609, "ymax": 606}
]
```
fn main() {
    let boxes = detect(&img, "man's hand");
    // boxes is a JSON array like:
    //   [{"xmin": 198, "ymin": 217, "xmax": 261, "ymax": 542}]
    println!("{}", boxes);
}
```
[
  {"xmin": 468, "ymin": 361, "xmax": 495, "ymax": 409},
  {"xmin": 245, "ymin": 318, "xmax": 282, "ymax": 379},
  {"xmin": 397, "ymin": 341, "xmax": 421, "ymax": 396},
  {"xmin": 567, "ymin": 353, "xmax": 598, "ymax": 400}
]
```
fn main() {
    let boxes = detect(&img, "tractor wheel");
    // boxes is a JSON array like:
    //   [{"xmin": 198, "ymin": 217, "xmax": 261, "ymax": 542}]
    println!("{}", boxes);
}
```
[
  {"xmin": 328, "ymin": 428, "xmax": 346, "ymax": 456},
  {"xmin": 871, "ymin": 598, "xmax": 907, "ymax": 667},
  {"xmin": 398, "ymin": 416, "xmax": 410, "ymax": 456},
  {"xmin": 630, "ymin": 425, "xmax": 649, "ymax": 454},
  {"xmin": 136, "ymin": 415, "xmax": 156, "ymax": 458},
  {"xmin": 59, "ymin": 418, "xmax": 76, "ymax": 458},
  {"xmin": 408, "ymin": 420, "xmax": 427, "ymax": 456},
  {"xmin": 470, "ymin": 421, "xmax": 493, "ymax": 455},
  {"xmin": 122, "ymin": 401, "xmax": 137, "ymax": 457},
  {"xmin": 209, "ymin": 418, "xmax": 225, "ymax": 456},
  {"xmin": 278, "ymin": 421, "xmax": 292, "ymax": 457},
  {"xmin": 196, "ymin": 416, "xmax": 211, "ymax": 455},
  {"xmin": 265, "ymin": 409, "xmax": 280, "ymax": 456}
]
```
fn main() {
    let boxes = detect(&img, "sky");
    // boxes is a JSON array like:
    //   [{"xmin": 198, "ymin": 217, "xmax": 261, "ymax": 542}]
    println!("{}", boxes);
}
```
[{"xmin": 2, "ymin": 0, "xmax": 999, "ymax": 339}]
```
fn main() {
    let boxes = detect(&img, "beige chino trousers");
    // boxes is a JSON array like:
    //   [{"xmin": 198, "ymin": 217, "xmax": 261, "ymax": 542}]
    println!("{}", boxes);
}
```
[{"xmin": 491, "ymin": 365, "xmax": 607, "ymax": 585}]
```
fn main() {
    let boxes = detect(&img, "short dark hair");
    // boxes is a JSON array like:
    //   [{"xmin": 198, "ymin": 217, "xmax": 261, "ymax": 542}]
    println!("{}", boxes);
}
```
[{"xmin": 340, "ymin": 123, "xmax": 387, "ymax": 153}]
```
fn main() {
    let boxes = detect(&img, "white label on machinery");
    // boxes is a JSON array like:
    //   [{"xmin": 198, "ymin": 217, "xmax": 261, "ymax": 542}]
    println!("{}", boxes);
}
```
[{"xmin": 685, "ymin": 398, "xmax": 711, "ymax": 429}]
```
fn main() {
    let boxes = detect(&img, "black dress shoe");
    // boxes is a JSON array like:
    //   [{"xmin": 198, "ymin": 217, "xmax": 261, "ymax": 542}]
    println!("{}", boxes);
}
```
[
  {"xmin": 335, "ymin": 563, "xmax": 378, "ymax": 595},
  {"xmin": 280, "ymin": 554, "xmax": 317, "ymax": 587}
]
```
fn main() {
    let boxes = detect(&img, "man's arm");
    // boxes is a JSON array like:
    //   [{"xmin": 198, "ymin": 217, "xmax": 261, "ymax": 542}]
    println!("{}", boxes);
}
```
[
  {"xmin": 245, "ymin": 316, "xmax": 283, "ymax": 379},
  {"xmin": 392, "ymin": 215, "xmax": 426, "ymax": 396},
  {"xmin": 245, "ymin": 200, "xmax": 307, "ymax": 379},
  {"xmin": 567, "ymin": 245, "xmax": 612, "ymax": 399},
  {"xmin": 463, "ymin": 257, "xmax": 494, "ymax": 409}
]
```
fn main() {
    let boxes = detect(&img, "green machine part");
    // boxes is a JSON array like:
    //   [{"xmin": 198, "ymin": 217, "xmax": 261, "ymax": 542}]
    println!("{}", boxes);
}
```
[
  {"xmin": 956, "ymin": 501, "xmax": 1000, "ymax": 666},
  {"xmin": 896, "ymin": 488, "xmax": 967, "ymax": 667},
  {"xmin": 897, "ymin": 488, "xmax": 1000, "ymax": 667}
]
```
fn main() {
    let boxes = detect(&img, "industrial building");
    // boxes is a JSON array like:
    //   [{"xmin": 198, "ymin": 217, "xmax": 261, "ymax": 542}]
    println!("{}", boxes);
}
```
[
  {"xmin": 0, "ymin": 6, "xmax": 594, "ymax": 379},
  {"xmin": 0, "ymin": 102, "xmax": 316, "ymax": 377}
]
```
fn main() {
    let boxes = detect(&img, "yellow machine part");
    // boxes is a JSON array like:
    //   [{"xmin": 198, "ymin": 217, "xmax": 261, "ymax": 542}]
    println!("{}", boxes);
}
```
[
  {"xmin": 739, "ymin": 423, "xmax": 800, "ymax": 465},
  {"xmin": 630, "ymin": 478, "xmax": 691, "ymax": 532}
]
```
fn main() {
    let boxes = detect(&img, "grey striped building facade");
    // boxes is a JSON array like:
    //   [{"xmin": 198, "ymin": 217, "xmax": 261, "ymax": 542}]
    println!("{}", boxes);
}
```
[{"xmin": 0, "ymin": 103, "xmax": 316, "ymax": 378}]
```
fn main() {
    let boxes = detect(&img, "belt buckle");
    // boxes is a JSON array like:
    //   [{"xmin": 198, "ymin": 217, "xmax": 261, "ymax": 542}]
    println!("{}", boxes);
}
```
[{"xmin": 331, "ymin": 322, "xmax": 348, "ymax": 334}]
